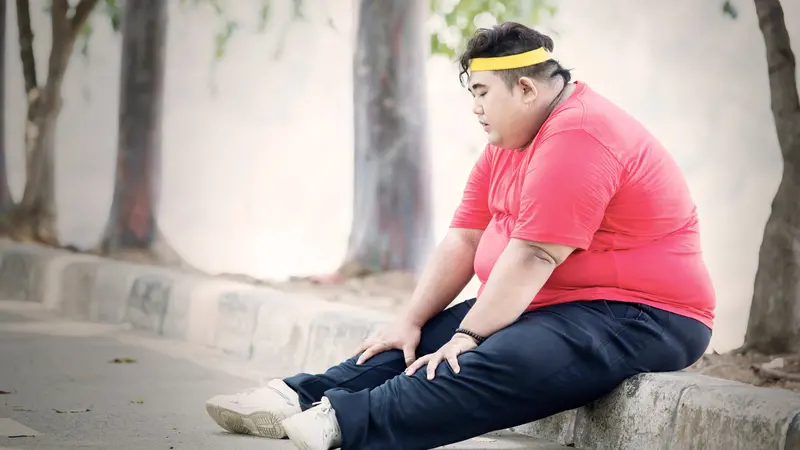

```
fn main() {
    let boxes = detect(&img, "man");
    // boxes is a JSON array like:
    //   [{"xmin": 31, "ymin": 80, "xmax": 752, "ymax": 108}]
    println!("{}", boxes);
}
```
[{"xmin": 205, "ymin": 22, "xmax": 715, "ymax": 450}]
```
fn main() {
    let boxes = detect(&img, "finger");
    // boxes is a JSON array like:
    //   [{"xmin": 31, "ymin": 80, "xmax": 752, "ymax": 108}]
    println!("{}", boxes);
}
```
[
  {"xmin": 405, "ymin": 355, "xmax": 429, "ymax": 376},
  {"xmin": 426, "ymin": 354, "xmax": 443, "ymax": 380},
  {"xmin": 402, "ymin": 344, "xmax": 417, "ymax": 367},
  {"xmin": 356, "ymin": 342, "xmax": 387, "ymax": 365},
  {"xmin": 447, "ymin": 352, "xmax": 460, "ymax": 374},
  {"xmin": 353, "ymin": 339, "xmax": 373, "ymax": 357}
]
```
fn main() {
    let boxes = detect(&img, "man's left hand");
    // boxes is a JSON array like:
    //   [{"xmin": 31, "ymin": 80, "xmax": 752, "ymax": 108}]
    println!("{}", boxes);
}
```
[{"xmin": 405, "ymin": 334, "xmax": 478, "ymax": 380}]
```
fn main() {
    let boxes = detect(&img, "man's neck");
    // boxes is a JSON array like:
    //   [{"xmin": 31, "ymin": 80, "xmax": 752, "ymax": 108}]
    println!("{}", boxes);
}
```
[{"xmin": 517, "ymin": 82, "xmax": 576, "ymax": 151}]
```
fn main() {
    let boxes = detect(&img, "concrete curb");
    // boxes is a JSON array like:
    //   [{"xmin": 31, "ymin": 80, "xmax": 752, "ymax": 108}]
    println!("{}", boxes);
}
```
[
  {"xmin": 0, "ymin": 243, "xmax": 390, "ymax": 374},
  {"xmin": 1, "ymin": 242, "xmax": 798, "ymax": 450}
]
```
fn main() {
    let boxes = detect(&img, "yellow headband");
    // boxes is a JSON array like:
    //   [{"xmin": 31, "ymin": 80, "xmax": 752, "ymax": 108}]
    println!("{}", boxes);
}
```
[{"xmin": 469, "ymin": 47, "xmax": 552, "ymax": 72}]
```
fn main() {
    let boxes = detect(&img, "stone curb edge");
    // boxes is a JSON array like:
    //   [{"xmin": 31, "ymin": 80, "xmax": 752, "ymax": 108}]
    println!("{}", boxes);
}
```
[{"xmin": 0, "ymin": 242, "xmax": 797, "ymax": 450}]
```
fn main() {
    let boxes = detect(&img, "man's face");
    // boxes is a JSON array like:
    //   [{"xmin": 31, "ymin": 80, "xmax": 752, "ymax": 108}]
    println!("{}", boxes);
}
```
[{"xmin": 468, "ymin": 71, "xmax": 538, "ymax": 149}]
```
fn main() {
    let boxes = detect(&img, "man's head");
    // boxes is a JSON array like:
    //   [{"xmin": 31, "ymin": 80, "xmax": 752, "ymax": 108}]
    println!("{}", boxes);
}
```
[{"xmin": 458, "ymin": 22, "xmax": 572, "ymax": 149}]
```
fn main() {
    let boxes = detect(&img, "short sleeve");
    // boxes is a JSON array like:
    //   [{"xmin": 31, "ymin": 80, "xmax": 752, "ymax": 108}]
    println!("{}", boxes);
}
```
[
  {"xmin": 450, "ymin": 146, "xmax": 494, "ymax": 230},
  {"xmin": 511, "ymin": 131, "xmax": 622, "ymax": 249}
]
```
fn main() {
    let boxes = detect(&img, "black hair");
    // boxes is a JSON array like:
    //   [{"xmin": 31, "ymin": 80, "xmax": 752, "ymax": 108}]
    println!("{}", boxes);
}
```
[{"xmin": 458, "ymin": 22, "xmax": 572, "ymax": 89}]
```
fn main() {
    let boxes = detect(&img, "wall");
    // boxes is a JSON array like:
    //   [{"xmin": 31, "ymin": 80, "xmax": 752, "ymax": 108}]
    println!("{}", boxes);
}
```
[{"xmin": 3, "ymin": 0, "xmax": 799, "ymax": 352}]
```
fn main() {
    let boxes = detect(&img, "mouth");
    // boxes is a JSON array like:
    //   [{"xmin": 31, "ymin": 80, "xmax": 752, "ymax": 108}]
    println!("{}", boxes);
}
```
[{"xmin": 479, "ymin": 121, "xmax": 490, "ymax": 131}]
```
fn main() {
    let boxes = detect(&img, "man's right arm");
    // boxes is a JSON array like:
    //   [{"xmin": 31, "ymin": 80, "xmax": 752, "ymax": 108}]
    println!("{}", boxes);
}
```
[
  {"xmin": 401, "ymin": 228, "xmax": 483, "ymax": 327},
  {"xmin": 354, "ymin": 147, "xmax": 493, "ymax": 365},
  {"xmin": 399, "ymin": 146, "xmax": 494, "ymax": 327}
]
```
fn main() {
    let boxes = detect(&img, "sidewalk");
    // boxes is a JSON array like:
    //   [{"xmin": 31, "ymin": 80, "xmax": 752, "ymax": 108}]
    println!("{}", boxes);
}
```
[{"xmin": 0, "ymin": 240, "xmax": 798, "ymax": 450}]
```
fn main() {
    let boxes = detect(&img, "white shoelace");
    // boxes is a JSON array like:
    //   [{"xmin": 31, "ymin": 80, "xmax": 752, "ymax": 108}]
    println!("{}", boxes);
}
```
[
  {"xmin": 311, "ymin": 397, "xmax": 340, "ymax": 442},
  {"xmin": 311, "ymin": 397, "xmax": 333, "ymax": 414}
]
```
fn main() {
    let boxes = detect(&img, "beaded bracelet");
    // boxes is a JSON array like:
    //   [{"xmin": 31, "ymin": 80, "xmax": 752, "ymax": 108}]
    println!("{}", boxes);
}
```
[{"xmin": 454, "ymin": 328, "xmax": 487, "ymax": 345}]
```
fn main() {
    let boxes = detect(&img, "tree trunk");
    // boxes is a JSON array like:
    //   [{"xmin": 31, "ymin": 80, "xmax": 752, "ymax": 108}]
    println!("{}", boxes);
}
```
[
  {"xmin": 99, "ymin": 0, "xmax": 187, "ymax": 269},
  {"xmin": 0, "ymin": 0, "xmax": 13, "ymax": 216},
  {"xmin": 340, "ymin": 0, "xmax": 433, "ymax": 277},
  {"xmin": 743, "ymin": 0, "xmax": 800, "ymax": 354},
  {"xmin": 16, "ymin": 102, "xmax": 60, "ymax": 243},
  {"xmin": 11, "ymin": 0, "xmax": 99, "ymax": 244}
]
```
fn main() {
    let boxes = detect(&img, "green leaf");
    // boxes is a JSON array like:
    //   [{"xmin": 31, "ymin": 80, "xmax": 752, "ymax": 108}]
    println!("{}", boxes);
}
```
[
  {"xmin": 214, "ymin": 19, "xmax": 240, "ymax": 60},
  {"xmin": 429, "ymin": 0, "xmax": 558, "ymax": 57},
  {"xmin": 86, "ymin": 0, "xmax": 314, "ymax": 63},
  {"xmin": 722, "ymin": 0, "xmax": 738, "ymax": 19},
  {"xmin": 258, "ymin": 0, "xmax": 272, "ymax": 32},
  {"xmin": 291, "ymin": 0, "xmax": 305, "ymax": 21},
  {"xmin": 103, "ymin": 0, "xmax": 123, "ymax": 32},
  {"xmin": 78, "ymin": 22, "xmax": 93, "ymax": 57}
]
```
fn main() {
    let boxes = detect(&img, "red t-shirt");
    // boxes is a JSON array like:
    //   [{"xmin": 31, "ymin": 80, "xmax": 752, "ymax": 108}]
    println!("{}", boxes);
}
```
[{"xmin": 450, "ymin": 82, "xmax": 716, "ymax": 328}]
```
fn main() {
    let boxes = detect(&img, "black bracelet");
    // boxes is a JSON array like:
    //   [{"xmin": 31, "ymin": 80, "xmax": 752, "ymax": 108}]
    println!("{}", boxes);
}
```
[{"xmin": 454, "ymin": 328, "xmax": 487, "ymax": 345}]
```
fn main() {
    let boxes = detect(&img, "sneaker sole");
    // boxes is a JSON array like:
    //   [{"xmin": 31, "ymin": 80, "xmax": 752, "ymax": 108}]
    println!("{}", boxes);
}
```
[
  {"xmin": 205, "ymin": 402, "xmax": 288, "ymax": 439},
  {"xmin": 282, "ymin": 419, "xmax": 312, "ymax": 450}
]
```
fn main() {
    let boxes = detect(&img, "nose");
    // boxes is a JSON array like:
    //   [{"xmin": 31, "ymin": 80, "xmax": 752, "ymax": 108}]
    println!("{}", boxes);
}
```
[{"xmin": 472, "ymin": 99, "xmax": 483, "ymax": 116}]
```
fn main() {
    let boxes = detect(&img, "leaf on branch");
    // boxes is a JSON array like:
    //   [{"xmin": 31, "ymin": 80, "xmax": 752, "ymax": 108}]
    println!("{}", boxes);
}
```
[
  {"xmin": 214, "ymin": 19, "xmax": 240, "ymax": 60},
  {"xmin": 78, "ymin": 22, "xmax": 93, "ymax": 58},
  {"xmin": 73, "ymin": 0, "xmax": 118, "ymax": 61},
  {"xmin": 69, "ymin": 0, "xmax": 101, "ymax": 34},
  {"xmin": 208, "ymin": 0, "xmax": 223, "ymax": 16},
  {"xmin": 102, "ymin": 0, "xmax": 123, "ymax": 32},
  {"xmin": 183, "ymin": 0, "xmax": 324, "ymax": 67},
  {"xmin": 429, "ymin": 0, "xmax": 558, "ymax": 58},
  {"xmin": 257, "ymin": 0, "xmax": 272, "ymax": 32},
  {"xmin": 291, "ymin": 0, "xmax": 305, "ymax": 21},
  {"xmin": 722, "ymin": 0, "xmax": 739, "ymax": 19}
]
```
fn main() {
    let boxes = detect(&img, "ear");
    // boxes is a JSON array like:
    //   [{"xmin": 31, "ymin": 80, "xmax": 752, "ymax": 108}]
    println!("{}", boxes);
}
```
[{"xmin": 517, "ymin": 76, "xmax": 539, "ymax": 104}]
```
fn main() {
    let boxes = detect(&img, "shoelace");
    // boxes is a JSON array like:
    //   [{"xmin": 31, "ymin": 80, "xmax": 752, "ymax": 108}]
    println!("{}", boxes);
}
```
[
  {"xmin": 311, "ymin": 397, "xmax": 333, "ymax": 414},
  {"xmin": 311, "ymin": 398, "xmax": 340, "ymax": 442}
]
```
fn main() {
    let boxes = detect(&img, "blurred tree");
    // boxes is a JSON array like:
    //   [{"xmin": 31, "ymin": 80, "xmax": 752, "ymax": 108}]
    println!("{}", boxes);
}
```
[
  {"xmin": 98, "ymin": 0, "xmax": 307, "ymax": 264},
  {"xmin": 724, "ymin": 0, "xmax": 800, "ymax": 354},
  {"xmin": 6, "ymin": 0, "xmax": 101, "ymax": 244},
  {"xmin": 334, "ymin": 0, "xmax": 555, "ymax": 278},
  {"xmin": 0, "ymin": 0, "xmax": 12, "ymax": 217},
  {"xmin": 96, "ymin": 0, "xmax": 188, "ymax": 266},
  {"xmin": 3, "ymin": 0, "xmax": 288, "ymax": 256},
  {"xmin": 338, "ymin": 0, "xmax": 433, "ymax": 278}
]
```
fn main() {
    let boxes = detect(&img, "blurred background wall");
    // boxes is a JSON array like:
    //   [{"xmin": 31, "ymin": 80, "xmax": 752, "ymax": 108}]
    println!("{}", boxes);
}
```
[{"xmin": 4, "ymin": 0, "xmax": 798, "ymax": 353}]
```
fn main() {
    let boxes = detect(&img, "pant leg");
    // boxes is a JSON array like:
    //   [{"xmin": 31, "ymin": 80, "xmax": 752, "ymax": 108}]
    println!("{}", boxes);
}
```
[
  {"xmin": 284, "ymin": 299, "xmax": 477, "ymax": 409},
  {"xmin": 326, "ymin": 300, "xmax": 711, "ymax": 450}
]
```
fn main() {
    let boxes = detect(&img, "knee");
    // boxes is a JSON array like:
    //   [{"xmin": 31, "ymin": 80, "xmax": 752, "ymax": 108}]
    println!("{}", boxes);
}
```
[{"xmin": 354, "ymin": 349, "xmax": 407, "ymax": 370}]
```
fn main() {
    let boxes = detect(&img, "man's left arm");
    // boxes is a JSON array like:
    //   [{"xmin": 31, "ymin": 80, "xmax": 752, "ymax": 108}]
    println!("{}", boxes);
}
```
[
  {"xmin": 458, "ymin": 130, "xmax": 624, "ymax": 338},
  {"xmin": 459, "ymin": 239, "xmax": 574, "ymax": 336}
]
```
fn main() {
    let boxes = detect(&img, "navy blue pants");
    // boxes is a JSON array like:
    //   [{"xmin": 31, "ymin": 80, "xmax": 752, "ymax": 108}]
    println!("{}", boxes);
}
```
[{"xmin": 284, "ymin": 299, "xmax": 711, "ymax": 450}]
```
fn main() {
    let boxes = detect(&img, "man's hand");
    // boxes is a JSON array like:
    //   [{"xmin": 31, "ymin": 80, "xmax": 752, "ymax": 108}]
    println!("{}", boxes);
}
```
[
  {"xmin": 404, "ymin": 334, "xmax": 477, "ymax": 380},
  {"xmin": 354, "ymin": 319, "xmax": 422, "ymax": 366}
]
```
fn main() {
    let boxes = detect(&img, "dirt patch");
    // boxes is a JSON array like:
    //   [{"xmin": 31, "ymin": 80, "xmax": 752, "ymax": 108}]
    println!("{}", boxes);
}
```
[
  {"xmin": 686, "ymin": 351, "xmax": 800, "ymax": 393},
  {"xmin": 268, "ymin": 271, "xmax": 417, "ymax": 312}
]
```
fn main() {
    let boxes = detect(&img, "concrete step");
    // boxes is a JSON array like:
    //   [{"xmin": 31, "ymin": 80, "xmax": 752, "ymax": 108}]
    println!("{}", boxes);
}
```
[{"xmin": 441, "ymin": 431, "xmax": 577, "ymax": 449}]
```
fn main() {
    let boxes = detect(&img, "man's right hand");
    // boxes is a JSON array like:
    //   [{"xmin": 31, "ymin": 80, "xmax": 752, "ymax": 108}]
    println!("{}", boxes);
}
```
[{"xmin": 354, "ymin": 319, "xmax": 422, "ymax": 367}]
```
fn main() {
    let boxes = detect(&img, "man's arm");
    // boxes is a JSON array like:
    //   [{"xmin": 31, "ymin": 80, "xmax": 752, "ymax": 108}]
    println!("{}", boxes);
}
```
[
  {"xmin": 459, "ymin": 130, "xmax": 621, "ymax": 338},
  {"xmin": 401, "ymin": 228, "xmax": 483, "ymax": 327},
  {"xmin": 458, "ymin": 239, "xmax": 574, "ymax": 337}
]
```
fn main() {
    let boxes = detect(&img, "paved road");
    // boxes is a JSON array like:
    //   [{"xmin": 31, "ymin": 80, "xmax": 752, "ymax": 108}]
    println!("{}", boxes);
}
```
[
  {"xmin": 0, "ymin": 300, "xmax": 570, "ymax": 450},
  {"xmin": 0, "ymin": 300, "xmax": 295, "ymax": 450}
]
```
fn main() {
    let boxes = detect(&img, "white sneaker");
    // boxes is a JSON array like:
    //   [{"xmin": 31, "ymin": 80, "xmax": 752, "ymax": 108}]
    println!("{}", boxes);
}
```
[
  {"xmin": 205, "ymin": 379, "xmax": 302, "ymax": 438},
  {"xmin": 282, "ymin": 397, "xmax": 342, "ymax": 450}
]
